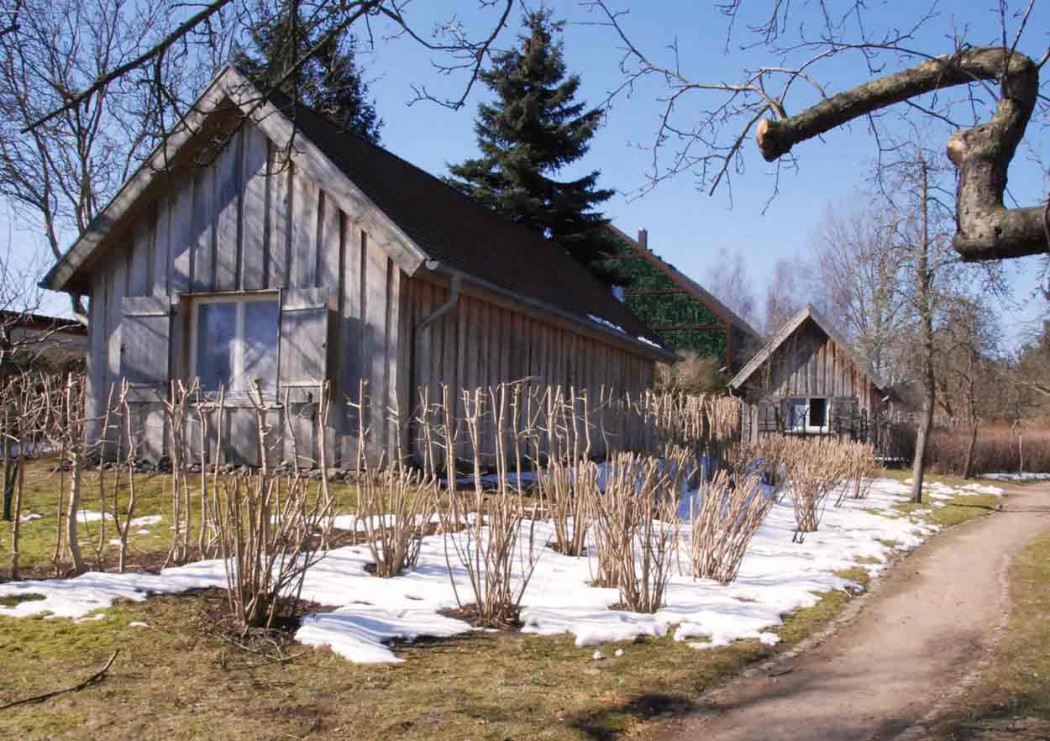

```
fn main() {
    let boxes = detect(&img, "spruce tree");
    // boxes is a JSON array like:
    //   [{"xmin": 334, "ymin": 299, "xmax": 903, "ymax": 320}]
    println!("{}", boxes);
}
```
[
  {"xmin": 447, "ymin": 10, "xmax": 615, "ymax": 282},
  {"xmin": 236, "ymin": 1, "xmax": 382, "ymax": 142}
]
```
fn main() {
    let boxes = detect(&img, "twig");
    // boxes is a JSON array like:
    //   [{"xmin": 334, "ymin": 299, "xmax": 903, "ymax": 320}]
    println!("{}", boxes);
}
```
[
  {"xmin": 0, "ymin": 650, "xmax": 118, "ymax": 711},
  {"xmin": 218, "ymin": 634, "xmax": 304, "ymax": 664}
]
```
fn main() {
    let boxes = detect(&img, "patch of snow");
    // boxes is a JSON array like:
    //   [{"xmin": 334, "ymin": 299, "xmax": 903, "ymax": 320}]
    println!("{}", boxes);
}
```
[
  {"xmin": 758, "ymin": 631, "xmax": 780, "ymax": 646},
  {"xmin": 586, "ymin": 314, "xmax": 626, "ymax": 334},
  {"xmin": 591, "ymin": 649, "xmax": 605, "ymax": 661},
  {"xmin": 614, "ymin": 648, "xmax": 625, "ymax": 657},
  {"xmin": 637, "ymin": 336, "xmax": 663, "ymax": 349},
  {"xmin": 297, "ymin": 607, "xmax": 469, "ymax": 664},
  {"xmin": 19, "ymin": 513, "xmax": 41, "ymax": 522},
  {"xmin": 74, "ymin": 510, "xmax": 113, "ymax": 524},
  {"xmin": 136, "ymin": 530, "xmax": 151, "ymax": 536},
  {"xmin": 0, "ymin": 477, "xmax": 981, "ymax": 664},
  {"xmin": 131, "ymin": 515, "xmax": 162, "ymax": 527},
  {"xmin": 983, "ymin": 472, "xmax": 1050, "ymax": 482},
  {"xmin": 128, "ymin": 621, "xmax": 150, "ymax": 628}
]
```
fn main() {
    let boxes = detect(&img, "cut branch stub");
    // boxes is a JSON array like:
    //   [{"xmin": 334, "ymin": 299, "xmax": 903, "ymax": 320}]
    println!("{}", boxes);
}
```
[{"xmin": 755, "ymin": 47, "xmax": 1044, "ymax": 262}]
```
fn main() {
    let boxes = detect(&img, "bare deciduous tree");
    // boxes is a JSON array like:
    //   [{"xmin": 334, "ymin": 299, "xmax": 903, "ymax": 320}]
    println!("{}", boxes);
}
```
[
  {"xmin": 589, "ymin": 0, "xmax": 1050, "ymax": 266},
  {"xmin": 813, "ymin": 204, "xmax": 909, "ymax": 382}
]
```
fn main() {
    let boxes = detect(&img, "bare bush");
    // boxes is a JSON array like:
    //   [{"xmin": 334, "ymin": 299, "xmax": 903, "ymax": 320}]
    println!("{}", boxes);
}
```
[
  {"xmin": 926, "ymin": 424, "xmax": 1050, "ymax": 476},
  {"xmin": 782, "ymin": 438, "xmax": 851, "ymax": 539},
  {"xmin": 837, "ymin": 441, "xmax": 877, "ymax": 506},
  {"xmin": 358, "ymin": 465, "xmax": 436, "ymax": 578},
  {"xmin": 689, "ymin": 470, "xmax": 773, "ymax": 584},
  {"xmin": 537, "ymin": 458, "xmax": 597, "ymax": 557},
  {"xmin": 217, "ymin": 383, "xmax": 334, "ymax": 634},
  {"xmin": 654, "ymin": 352, "xmax": 726, "ymax": 395},
  {"xmin": 588, "ymin": 450, "xmax": 685, "ymax": 613},
  {"xmin": 437, "ymin": 386, "xmax": 542, "ymax": 626}
]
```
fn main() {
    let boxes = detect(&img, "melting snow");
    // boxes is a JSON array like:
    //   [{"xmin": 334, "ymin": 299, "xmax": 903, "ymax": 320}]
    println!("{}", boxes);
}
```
[
  {"xmin": 587, "ymin": 314, "xmax": 626, "ymax": 334},
  {"xmin": 0, "ymin": 478, "xmax": 1002, "ymax": 664},
  {"xmin": 984, "ymin": 472, "xmax": 1050, "ymax": 482}
]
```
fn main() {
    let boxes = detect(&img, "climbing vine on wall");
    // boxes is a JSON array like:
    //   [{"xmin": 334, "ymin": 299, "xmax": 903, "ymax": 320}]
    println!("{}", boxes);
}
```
[{"xmin": 601, "ymin": 238, "xmax": 728, "ymax": 361}]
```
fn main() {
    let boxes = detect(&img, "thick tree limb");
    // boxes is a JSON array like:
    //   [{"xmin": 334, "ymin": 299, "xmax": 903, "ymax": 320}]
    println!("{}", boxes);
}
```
[{"xmin": 755, "ymin": 47, "xmax": 1044, "ymax": 262}]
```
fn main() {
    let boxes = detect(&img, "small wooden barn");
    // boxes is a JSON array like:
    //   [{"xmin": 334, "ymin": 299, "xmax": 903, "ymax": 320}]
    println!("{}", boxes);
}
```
[
  {"xmin": 41, "ymin": 66, "xmax": 671, "ymax": 466},
  {"xmin": 603, "ymin": 227, "xmax": 760, "ymax": 373},
  {"xmin": 729, "ymin": 305, "xmax": 889, "ymax": 443}
]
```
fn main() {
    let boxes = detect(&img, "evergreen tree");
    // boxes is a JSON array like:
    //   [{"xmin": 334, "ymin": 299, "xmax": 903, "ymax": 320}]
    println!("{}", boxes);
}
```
[
  {"xmin": 235, "ymin": 1, "xmax": 382, "ymax": 142},
  {"xmin": 447, "ymin": 10, "xmax": 615, "ymax": 282}
]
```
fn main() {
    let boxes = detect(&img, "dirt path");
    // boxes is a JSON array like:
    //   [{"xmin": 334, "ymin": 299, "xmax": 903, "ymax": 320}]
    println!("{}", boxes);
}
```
[{"xmin": 664, "ymin": 483, "xmax": 1050, "ymax": 741}]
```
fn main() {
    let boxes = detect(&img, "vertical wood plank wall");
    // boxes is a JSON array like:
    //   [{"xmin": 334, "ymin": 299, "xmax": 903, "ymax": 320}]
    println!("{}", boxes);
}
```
[
  {"xmin": 84, "ymin": 119, "xmax": 656, "ymax": 466},
  {"xmin": 404, "ymin": 278, "xmax": 654, "ymax": 462},
  {"xmin": 85, "ymin": 120, "xmax": 402, "ymax": 466},
  {"xmin": 740, "ymin": 320, "xmax": 879, "ymax": 442}
]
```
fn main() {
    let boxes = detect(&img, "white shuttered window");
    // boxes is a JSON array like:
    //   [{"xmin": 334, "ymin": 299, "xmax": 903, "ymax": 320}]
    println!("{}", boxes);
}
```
[{"xmin": 191, "ymin": 293, "xmax": 279, "ymax": 392}]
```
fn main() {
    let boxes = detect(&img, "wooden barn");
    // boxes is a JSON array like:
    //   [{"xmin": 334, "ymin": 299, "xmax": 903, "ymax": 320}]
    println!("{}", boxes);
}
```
[
  {"xmin": 603, "ymin": 226, "xmax": 760, "ymax": 373},
  {"xmin": 729, "ymin": 305, "xmax": 889, "ymax": 444},
  {"xmin": 40, "ymin": 67, "xmax": 672, "ymax": 466}
]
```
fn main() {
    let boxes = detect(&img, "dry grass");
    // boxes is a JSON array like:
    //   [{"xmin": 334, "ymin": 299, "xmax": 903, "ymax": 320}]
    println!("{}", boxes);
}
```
[
  {"xmin": 0, "ymin": 458, "xmax": 359, "ymax": 582},
  {"xmin": 0, "ymin": 576, "xmax": 872, "ymax": 741},
  {"xmin": 926, "ymin": 424, "xmax": 1050, "ymax": 476}
]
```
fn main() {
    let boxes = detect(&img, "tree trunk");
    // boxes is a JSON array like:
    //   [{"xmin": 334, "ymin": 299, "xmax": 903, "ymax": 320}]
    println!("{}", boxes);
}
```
[
  {"xmin": 911, "ymin": 389, "xmax": 934, "ymax": 503},
  {"xmin": 909, "ymin": 157, "xmax": 935, "ymax": 505},
  {"xmin": 962, "ymin": 421, "xmax": 979, "ymax": 480},
  {"xmin": 65, "ymin": 449, "xmax": 85, "ymax": 574},
  {"xmin": 10, "ymin": 455, "xmax": 23, "ymax": 580}
]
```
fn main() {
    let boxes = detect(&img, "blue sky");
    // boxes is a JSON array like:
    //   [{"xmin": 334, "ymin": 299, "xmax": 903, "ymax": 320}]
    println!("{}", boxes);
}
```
[{"xmin": 7, "ymin": 0, "xmax": 1049, "ymax": 348}]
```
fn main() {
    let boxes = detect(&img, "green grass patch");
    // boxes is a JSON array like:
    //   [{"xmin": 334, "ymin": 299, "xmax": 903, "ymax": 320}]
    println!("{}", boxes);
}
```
[
  {"xmin": 894, "ymin": 493, "xmax": 1001, "ymax": 529},
  {"xmin": 0, "ymin": 592, "xmax": 45, "ymax": 608},
  {"xmin": 0, "ymin": 457, "xmax": 359, "ymax": 578}
]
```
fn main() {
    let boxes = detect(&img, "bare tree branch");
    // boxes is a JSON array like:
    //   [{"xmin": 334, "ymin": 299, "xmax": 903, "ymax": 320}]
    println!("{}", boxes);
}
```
[{"xmin": 756, "ymin": 47, "xmax": 1044, "ymax": 262}]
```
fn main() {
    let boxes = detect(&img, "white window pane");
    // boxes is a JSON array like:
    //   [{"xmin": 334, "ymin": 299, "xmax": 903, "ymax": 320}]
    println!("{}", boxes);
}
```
[
  {"xmin": 196, "ymin": 302, "xmax": 236, "ymax": 390},
  {"xmin": 788, "ymin": 399, "xmax": 807, "ymax": 431},
  {"xmin": 239, "ymin": 300, "xmax": 279, "ymax": 392}
]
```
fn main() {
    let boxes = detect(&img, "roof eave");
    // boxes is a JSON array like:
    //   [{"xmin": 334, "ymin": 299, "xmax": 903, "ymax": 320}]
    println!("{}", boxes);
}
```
[{"xmin": 427, "ymin": 263, "xmax": 674, "ymax": 362}]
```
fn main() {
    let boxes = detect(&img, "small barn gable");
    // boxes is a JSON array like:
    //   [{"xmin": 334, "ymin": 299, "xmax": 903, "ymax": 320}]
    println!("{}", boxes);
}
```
[{"xmin": 729, "ymin": 305, "xmax": 888, "ymax": 443}]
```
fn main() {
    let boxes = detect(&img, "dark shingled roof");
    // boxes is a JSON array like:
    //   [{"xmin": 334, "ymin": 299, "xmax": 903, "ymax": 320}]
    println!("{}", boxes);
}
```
[{"xmin": 279, "ymin": 100, "xmax": 667, "ymax": 352}]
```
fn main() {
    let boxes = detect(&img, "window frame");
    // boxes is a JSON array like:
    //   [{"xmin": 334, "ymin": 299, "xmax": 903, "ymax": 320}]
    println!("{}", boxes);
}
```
[
  {"xmin": 785, "ymin": 395, "xmax": 830, "ymax": 434},
  {"xmin": 187, "ymin": 290, "xmax": 281, "ymax": 400}
]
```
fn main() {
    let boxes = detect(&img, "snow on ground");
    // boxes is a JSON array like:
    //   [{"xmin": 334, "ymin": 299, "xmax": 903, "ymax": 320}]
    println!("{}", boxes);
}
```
[
  {"xmin": 0, "ymin": 477, "xmax": 1003, "ymax": 664},
  {"xmin": 21, "ymin": 511, "xmax": 163, "ymax": 527},
  {"xmin": 983, "ymin": 472, "xmax": 1050, "ymax": 482}
]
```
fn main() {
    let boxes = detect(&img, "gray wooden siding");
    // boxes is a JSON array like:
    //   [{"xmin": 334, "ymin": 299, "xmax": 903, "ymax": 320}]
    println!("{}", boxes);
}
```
[
  {"xmin": 84, "ymin": 119, "xmax": 656, "ymax": 467},
  {"xmin": 404, "ymin": 277, "xmax": 654, "ymax": 462},
  {"xmin": 86, "ymin": 120, "xmax": 402, "ymax": 466},
  {"xmin": 740, "ymin": 321, "xmax": 879, "ymax": 442}
]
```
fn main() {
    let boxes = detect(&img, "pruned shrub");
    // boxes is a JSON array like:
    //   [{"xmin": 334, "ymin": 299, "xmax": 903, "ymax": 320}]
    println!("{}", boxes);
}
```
[
  {"xmin": 837, "ymin": 441, "xmax": 877, "ymax": 505},
  {"xmin": 782, "ymin": 438, "xmax": 850, "ymax": 539},
  {"xmin": 358, "ymin": 465, "xmax": 436, "ymax": 577},
  {"xmin": 437, "ymin": 386, "xmax": 542, "ymax": 626},
  {"xmin": 538, "ymin": 458, "xmax": 597, "ymax": 556},
  {"xmin": 689, "ymin": 470, "xmax": 772, "ymax": 584},
  {"xmin": 216, "ymin": 383, "xmax": 334, "ymax": 634},
  {"xmin": 588, "ymin": 450, "xmax": 685, "ymax": 613}
]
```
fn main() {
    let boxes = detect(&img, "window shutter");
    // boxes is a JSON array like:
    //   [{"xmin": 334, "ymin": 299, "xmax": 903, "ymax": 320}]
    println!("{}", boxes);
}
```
[
  {"xmin": 757, "ymin": 399, "xmax": 778, "ymax": 433},
  {"xmin": 121, "ymin": 296, "xmax": 171, "ymax": 396},
  {"xmin": 278, "ymin": 287, "xmax": 332, "ymax": 400}
]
